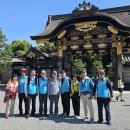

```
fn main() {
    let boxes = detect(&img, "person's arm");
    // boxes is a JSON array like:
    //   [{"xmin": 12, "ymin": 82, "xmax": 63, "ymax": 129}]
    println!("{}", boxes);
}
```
[
  {"xmin": 79, "ymin": 81, "xmax": 81, "ymax": 96},
  {"xmin": 48, "ymin": 78, "xmax": 50, "ymax": 95},
  {"xmin": 93, "ymin": 79, "xmax": 98, "ymax": 99},
  {"xmin": 24, "ymin": 76, "xmax": 28, "ymax": 96},
  {"xmin": 90, "ymin": 79, "xmax": 94, "ymax": 97}
]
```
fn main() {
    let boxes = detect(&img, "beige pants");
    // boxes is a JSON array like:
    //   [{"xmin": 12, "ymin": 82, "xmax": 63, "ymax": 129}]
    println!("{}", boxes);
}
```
[
  {"xmin": 81, "ymin": 93, "xmax": 94, "ymax": 119},
  {"xmin": 5, "ymin": 98, "xmax": 15, "ymax": 115}
]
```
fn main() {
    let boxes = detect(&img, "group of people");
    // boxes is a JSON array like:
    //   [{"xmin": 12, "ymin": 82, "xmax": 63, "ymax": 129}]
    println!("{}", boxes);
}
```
[{"xmin": 3, "ymin": 68, "xmax": 115, "ymax": 126}]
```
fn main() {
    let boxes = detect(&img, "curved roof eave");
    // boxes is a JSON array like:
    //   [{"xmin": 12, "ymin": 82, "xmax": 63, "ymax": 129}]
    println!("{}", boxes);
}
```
[{"xmin": 30, "ymin": 12, "xmax": 130, "ymax": 40}]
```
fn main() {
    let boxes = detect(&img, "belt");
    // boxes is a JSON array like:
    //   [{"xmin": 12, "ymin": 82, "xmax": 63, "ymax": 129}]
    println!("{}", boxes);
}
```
[{"xmin": 81, "ymin": 91, "xmax": 90, "ymax": 95}]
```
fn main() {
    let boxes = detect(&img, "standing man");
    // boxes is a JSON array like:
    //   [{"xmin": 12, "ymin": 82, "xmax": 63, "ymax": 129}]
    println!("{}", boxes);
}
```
[
  {"xmin": 79, "ymin": 70, "xmax": 94, "ymax": 123},
  {"xmin": 26, "ymin": 69, "xmax": 38, "ymax": 118},
  {"xmin": 18, "ymin": 68, "xmax": 28, "ymax": 116},
  {"xmin": 60, "ymin": 70, "xmax": 71, "ymax": 117},
  {"xmin": 93, "ymin": 70, "xmax": 113, "ymax": 125},
  {"xmin": 38, "ymin": 70, "xmax": 49, "ymax": 117},
  {"xmin": 48, "ymin": 70, "xmax": 60, "ymax": 116}
]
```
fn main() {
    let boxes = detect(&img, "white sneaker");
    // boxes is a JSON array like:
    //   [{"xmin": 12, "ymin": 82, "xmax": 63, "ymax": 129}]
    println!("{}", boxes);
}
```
[
  {"xmin": 75, "ymin": 116, "xmax": 80, "ymax": 119},
  {"xmin": 84, "ymin": 117, "xmax": 89, "ymax": 121}
]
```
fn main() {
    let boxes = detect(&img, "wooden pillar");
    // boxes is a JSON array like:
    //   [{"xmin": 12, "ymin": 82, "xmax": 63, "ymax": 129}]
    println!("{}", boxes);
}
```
[
  {"xmin": 63, "ymin": 51, "xmax": 72, "ymax": 77},
  {"xmin": 116, "ymin": 42, "xmax": 123, "ymax": 87},
  {"xmin": 57, "ymin": 45, "xmax": 66, "ymax": 72},
  {"xmin": 116, "ymin": 54, "xmax": 122, "ymax": 79}
]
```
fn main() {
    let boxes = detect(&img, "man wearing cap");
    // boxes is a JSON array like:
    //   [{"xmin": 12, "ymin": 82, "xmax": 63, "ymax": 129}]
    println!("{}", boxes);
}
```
[
  {"xmin": 38, "ymin": 70, "xmax": 49, "ymax": 117},
  {"xmin": 26, "ymin": 69, "xmax": 38, "ymax": 118},
  {"xmin": 93, "ymin": 70, "xmax": 113, "ymax": 125},
  {"xmin": 60, "ymin": 70, "xmax": 71, "ymax": 117},
  {"xmin": 79, "ymin": 70, "xmax": 94, "ymax": 123},
  {"xmin": 48, "ymin": 70, "xmax": 60, "ymax": 116},
  {"xmin": 18, "ymin": 68, "xmax": 28, "ymax": 116}
]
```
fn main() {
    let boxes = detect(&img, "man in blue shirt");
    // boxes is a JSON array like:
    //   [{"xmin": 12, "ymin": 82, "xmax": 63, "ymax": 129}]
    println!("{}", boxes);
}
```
[
  {"xmin": 60, "ymin": 70, "xmax": 71, "ymax": 117},
  {"xmin": 79, "ymin": 70, "xmax": 94, "ymax": 123},
  {"xmin": 93, "ymin": 70, "xmax": 113, "ymax": 126},
  {"xmin": 18, "ymin": 68, "xmax": 28, "ymax": 116},
  {"xmin": 38, "ymin": 70, "xmax": 49, "ymax": 117},
  {"xmin": 25, "ymin": 69, "xmax": 38, "ymax": 118}
]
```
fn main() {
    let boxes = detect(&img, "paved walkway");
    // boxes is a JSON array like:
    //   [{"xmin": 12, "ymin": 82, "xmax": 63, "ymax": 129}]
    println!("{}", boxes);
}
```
[{"xmin": 0, "ymin": 86, "xmax": 130, "ymax": 130}]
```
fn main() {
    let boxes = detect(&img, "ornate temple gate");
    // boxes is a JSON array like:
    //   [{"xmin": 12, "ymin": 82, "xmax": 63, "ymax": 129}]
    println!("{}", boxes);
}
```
[{"xmin": 31, "ymin": 1, "xmax": 130, "ymax": 87}]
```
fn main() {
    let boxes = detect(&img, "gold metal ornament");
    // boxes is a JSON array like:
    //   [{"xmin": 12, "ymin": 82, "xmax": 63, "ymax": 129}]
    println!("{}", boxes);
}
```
[
  {"xmin": 71, "ymin": 36, "xmax": 79, "ymax": 40},
  {"xmin": 98, "ymin": 34, "xmax": 107, "ymax": 38},
  {"xmin": 98, "ymin": 43, "xmax": 107, "ymax": 48},
  {"xmin": 58, "ymin": 30, "xmax": 66, "ymax": 39},
  {"xmin": 75, "ymin": 21, "xmax": 97, "ymax": 32},
  {"xmin": 108, "ymin": 26, "xmax": 118, "ymax": 34},
  {"xmin": 71, "ymin": 45, "xmax": 79, "ymax": 49},
  {"xmin": 84, "ymin": 34, "xmax": 92, "ymax": 39}
]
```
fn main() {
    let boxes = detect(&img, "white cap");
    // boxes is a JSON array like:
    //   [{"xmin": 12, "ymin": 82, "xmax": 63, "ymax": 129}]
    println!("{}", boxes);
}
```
[{"xmin": 41, "ymin": 70, "xmax": 46, "ymax": 74}]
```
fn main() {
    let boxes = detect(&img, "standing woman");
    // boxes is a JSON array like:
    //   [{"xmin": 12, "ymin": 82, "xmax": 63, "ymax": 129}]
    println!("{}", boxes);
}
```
[
  {"xmin": 48, "ymin": 70, "xmax": 60, "ymax": 116},
  {"xmin": 4, "ymin": 75, "xmax": 18, "ymax": 119},
  {"xmin": 71, "ymin": 74, "xmax": 80, "ymax": 119},
  {"xmin": 116, "ymin": 77, "xmax": 125, "ymax": 102}
]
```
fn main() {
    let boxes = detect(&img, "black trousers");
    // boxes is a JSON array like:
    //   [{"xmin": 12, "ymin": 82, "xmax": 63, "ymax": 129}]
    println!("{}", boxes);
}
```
[
  {"xmin": 39, "ymin": 94, "xmax": 48, "ymax": 114},
  {"xmin": 72, "ymin": 93, "xmax": 80, "ymax": 116},
  {"xmin": 28, "ymin": 94, "xmax": 37, "ymax": 114},
  {"xmin": 18, "ymin": 93, "xmax": 28, "ymax": 114},
  {"xmin": 61, "ymin": 92, "xmax": 70, "ymax": 116},
  {"xmin": 97, "ymin": 97, "xmax": 111, "ymax": 122}
]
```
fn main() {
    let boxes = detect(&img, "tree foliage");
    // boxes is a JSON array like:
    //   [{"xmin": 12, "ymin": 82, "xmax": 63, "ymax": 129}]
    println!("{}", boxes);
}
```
[
  {"xmin": 35, "ymin": 43, "xmax": 56, "ymax": 53},
  {"xmin": 0, "ymin": 28, "xmax": 13, "ymax": 80},
  {"xmin": 72, "ymin": 59, "xmax": 86, "ymax": 75},
  {"xmin": 11, "ymin": 40, "xmax": 30, "ymax": 56}
]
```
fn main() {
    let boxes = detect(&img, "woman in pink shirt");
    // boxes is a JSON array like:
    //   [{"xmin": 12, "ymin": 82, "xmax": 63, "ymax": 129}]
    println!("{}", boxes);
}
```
[{"xmin": 3, "ymin": 75, "xmax": 18, "ymax": 119}]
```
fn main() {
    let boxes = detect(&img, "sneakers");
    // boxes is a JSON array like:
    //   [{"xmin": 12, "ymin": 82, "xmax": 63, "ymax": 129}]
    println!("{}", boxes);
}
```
[
  {"xmin": 19, "ymin": 112, "xmax": 23, "ymax": 116},
  {"xmin": 25, "ymin": 114, "xmax": 30, "ymax": 118},
  {"xmin": 116, "ymin": 97, "xmax": 118, "ymax": 101},
  {"xmin": 9, "ymin": 114, "xmax": 14, "ymax": 118},
  {"xmin": 97, "ymin": 120, "xmax": 103, "ymax": 123},
  {"xmin": 89, "ymin": 119, "xmax": 94, "ymax": 124},
  {"xmin": 5, "ymin": 114, "xmax": 9, "ymax": 119},
  {"xmin": 84, "ymin": 117, "xmax": 89, "ymax": 121},
  {"xmin": 120, "ymin": 99, "xmax": 125, "ymax": 102},
  {"xmin": 75, "ymin": 116, "xmax": 80, "ymax": 119},
  {"xmin": 107, "ymin": 121, "xmax": 111, "ymax": 126},
  {"xmin": 60, "ymin": 113, "xmax": 66, "ymax": 116},
  {"xmin": 44, "ymin": 114, "xmax": 48, "ymax": 117}
]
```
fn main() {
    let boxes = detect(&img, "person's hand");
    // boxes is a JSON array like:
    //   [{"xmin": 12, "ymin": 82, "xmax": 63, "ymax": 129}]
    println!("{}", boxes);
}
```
[
  {"xmin": 109, "ymin": 97, "xmax": 113, "ymax": 101},
  {"xmin": 88, "ymin": 96, "xmax": 93, "ymax": 99},
  {"xmin": 25, "ymin": 94, "xmax": 28, "ymax": 98},
  {"xmin": 94, "ymin": 96, "xmax": 97, "ymax": 100}
]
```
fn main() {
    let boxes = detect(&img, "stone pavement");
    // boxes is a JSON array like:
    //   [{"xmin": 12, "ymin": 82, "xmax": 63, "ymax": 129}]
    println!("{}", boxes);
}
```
[{"xmin": 0, "ymin": 86, "xmax": 130, "ymax": 130}]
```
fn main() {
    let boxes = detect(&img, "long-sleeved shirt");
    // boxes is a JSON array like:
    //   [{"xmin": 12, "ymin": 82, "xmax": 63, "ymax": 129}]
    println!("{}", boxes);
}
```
[
  {"xmin": 71, "ymin": 81, "xmax": 79, "ymax": 95},
  {"xmin": 38, "ymin": 77, "xmax": 48, "ymax": 94},
  {"xmin": 61, "ymin": 76, "xmax": 71, "ymax": 94},
  {"xmin": 18, "ymin": 75, "xmax": 28, "ymax": 93},
  {"xmin": 48, "ymin": 77, "xmax": 60, "ymax": 95},
  {"xmin": 79, "ymin": 76, "xmax": 94, "ymax": 96},
  {"xmin": 93, "ymin": 77, "xmax": 113, "ymax": 98}
]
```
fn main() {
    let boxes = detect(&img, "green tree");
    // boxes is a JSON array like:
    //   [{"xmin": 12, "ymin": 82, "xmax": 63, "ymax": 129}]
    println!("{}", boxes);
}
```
[
  {"xmin": 11, "ymin": 40, "xmax": 30, "ymax": 56},
  {"xmin": 0, "ymin": 28, "xmax": 13, "ymax": 81},
  {"xmin": 35, "ymin": 43, "xmax": 56, "ymax": 53},
  {"xmin": 72, "ymin": 59, "xmax": 86, "ymax": 75}
]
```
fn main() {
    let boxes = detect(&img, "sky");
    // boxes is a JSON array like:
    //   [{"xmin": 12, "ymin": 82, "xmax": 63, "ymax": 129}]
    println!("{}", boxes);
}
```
[{"xmin": 1, "ymin": 0, "xmax": 130, "ymax": 46}]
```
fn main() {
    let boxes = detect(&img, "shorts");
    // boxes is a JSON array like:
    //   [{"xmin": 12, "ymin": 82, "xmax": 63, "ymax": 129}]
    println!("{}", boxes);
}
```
[{"xmin": 118, "ymin": 88, "xmax": 123, "ymax": 92}]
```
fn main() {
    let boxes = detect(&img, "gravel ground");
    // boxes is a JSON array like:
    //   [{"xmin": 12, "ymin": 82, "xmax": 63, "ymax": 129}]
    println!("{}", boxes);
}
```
[{"xmin": 0, "ymin": 86, "xmax": 130, "ymax": 130}]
